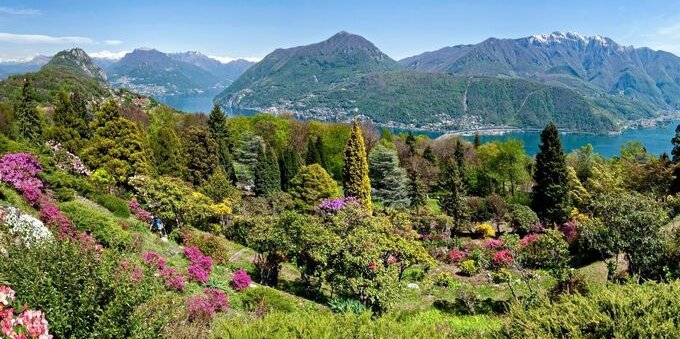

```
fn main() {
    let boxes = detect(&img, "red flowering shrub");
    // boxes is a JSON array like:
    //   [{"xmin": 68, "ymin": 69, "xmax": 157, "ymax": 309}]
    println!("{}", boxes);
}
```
[
  {"xmin": 520, "ymin": 234, "xmax": 541, "ymax": 247},
  {"xmin": 448, "ymin": 248, "xmax": 467, "ymax": 263},
  {"xmin": 492, "ymin": 250, "xmax": 514, "ymax": 268},
  {"xmin": 230, "ymin": 269, "xmax": 252, "ymax": 291},
  {"xmin": 559, "ymin": 220, "xmax": 579, "ymax": 243}
]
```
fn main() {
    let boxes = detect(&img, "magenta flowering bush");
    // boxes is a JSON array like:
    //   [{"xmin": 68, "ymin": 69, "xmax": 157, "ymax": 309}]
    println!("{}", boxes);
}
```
[
  {"xmin": 0, "ymin": 153, "xmax": 44, "ymax": 206},
  {"xmin": 230, "ymin": 269, "xmax": 252, "ymax": 291},
  {"xmin": 142, "ymin": 251, "xmax": 166, "ymax": 270},
  {"xmin": 483, "ymin": 239, "xmax": 505, "ymax": 249},
  {"xmin": 559, "ymin": 220, "xmax": 579, "ymax": 243},
  {"xmin": 186, "ymin": 289, "xmax": 229, "ymax": 323},
  {"xmin": 315, "ymin": 196, "xmax": 359, "ymax": 214},
  {"xmin": 184, "ymin": 246, "xmax": 213, "ymax": 284},
  {"xmin": 0, "ymin": 285, "xmax": 52, "ymax": 339},
  {"xmin": 448, "ymin": 248, "xmax": 467, "ymax": 263},
  {"xmin": 45, "ymin": 141, "xmax": 91, "ymax": 176},
  {"xmin": 520, "ymin": 234, "xmax": 541, "ymax": 247},
  {"xmin": 160, "ymin": 267, "xmax": 186, "ymax": 292},
  {"xmin": 129, "ymin": 198, "xmax": 151, "ymax": 222}
]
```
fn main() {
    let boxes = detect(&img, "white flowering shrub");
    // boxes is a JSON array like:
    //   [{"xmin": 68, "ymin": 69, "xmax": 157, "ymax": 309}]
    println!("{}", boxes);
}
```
[{"xmin": 0, "ymin": 206, "xmax": 53, "ymax": 247}]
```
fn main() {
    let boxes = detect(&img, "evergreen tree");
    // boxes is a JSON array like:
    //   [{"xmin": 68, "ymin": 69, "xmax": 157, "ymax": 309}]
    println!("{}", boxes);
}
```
[
  {"xmin": 81, "ymin": 98, "xmax": 151, "ymax": 184},
  {"xmin": 473, "ymin": 133, "xmax": 481, "ymax": 148},
  {"xmin": 305, "ymin": 136, "xmax": 327, "ymax": 169},
  {"xmin": 71, "ymin": 90, "xmax": 92, "ymax": 139},
  {"xmin": 380, "ymin": 127, "xmax": 394, "ymax": 144},
  {"xmin": 454, "ymin": 141, "xmax": 466, "ymax": 172},
  {"xmin": 423, "ymin": 145, "xmax": 436, "ymax": 163},
  {"xmin": 405, "ymin": 131, "xmax": 417, "ymax": 156},
  {"xmin": 672, "ymin": 124, "xmax": 680, "ymax": 163},
  {"xmin": 150, "ymin": 125, "xmax": 185, "ymax": 176},
  {"xmin": 49, "ymin": 90, "xmax": 89, "ymax": 152},
  {"xmin": 15, "ymin": 80, "xmax": 42, "ymax": 144},
  {"xmin": 343, "ymin": 120, "xmax": 372, "ymax": 212},
  {"xmin": 532, "ymin": 123, "xmax": 570, "ymax": 224},
  {"xmin": 184, "ymin": 126, "xmax": 220, "ymax": 186},
  {"xmin": 254, "ymin": 144, "xmax": 281, "ymax": 196},
  {"xmin": 368, "ymin": 144, "xmax": 410, "ymax": 207},
  {"xmin": 407, "ymin": 169, "xmax": 427, "ymax": 208},
  {"xmin": 208, "ymin": 104, "xmax": 235, "ymax": 181},
  {"xmin": 437, "ymin": 157, "xmax": 468, "ymax": 231},
  {"xmin": 280, "ymin": 147, "xmax": 302, "ymax": 191},
  {"xmin": 199, "ymin": 167, "xmax": 237, "ymax": 202}
]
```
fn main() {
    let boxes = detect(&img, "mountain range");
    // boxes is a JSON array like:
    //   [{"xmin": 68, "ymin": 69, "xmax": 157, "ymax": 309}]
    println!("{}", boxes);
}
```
[
  {"xmin": 0, "ymin": 49, "xmax": 255, "ymax": 98},
  {"xmin": 218, "ymin": 31, "xmax": 680, "ymax": 133}
]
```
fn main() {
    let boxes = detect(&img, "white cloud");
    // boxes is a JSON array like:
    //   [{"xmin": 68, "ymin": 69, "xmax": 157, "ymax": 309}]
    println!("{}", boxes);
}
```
[
  {"xmin": 209, "ymin": 55, "xmax": 261, "ymax": 63},
  {"xmin": 89, "ymin": 50, "xmax": 129, "ymax": 60},
  {"xmin": 0, "ymin": 7, "xmax": 41, "ymax": 16},
  {"xmin": 104, "ymin": 40, "xmax": 123, "ymax": 46},
  {"xmin": 0, "ymin": 32, "xmax": 93, "ymax": 44}
]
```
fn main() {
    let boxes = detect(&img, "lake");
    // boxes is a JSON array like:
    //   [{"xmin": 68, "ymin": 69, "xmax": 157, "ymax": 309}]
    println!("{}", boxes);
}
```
[{"xmin": 156, "ymin": 93, "xmax": 679, "ymax": 158}]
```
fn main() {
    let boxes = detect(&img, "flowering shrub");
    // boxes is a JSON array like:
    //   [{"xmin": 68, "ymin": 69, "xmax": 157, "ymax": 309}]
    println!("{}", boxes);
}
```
[
  {"xmin": 483, "ymin": 239, "xmax": 505, "ymax": 249},
  {"xmin": 142, "ymin": 251, "xmax": 166, "ymax": 270},
  {"xmin": 492, "ymin": 250, "xmax": 514, "ymax": 268},
  {"xmin": 129, "ymin": 198, "xmax": 151, "ymax": 222},
  {"xmin": 315, "ymin": 197, "xmax": 359, "ymax": 214},
  {"xmin": 45, "ymin": 141, "xmax": 91, "ymax": 176},
  {"xmin": 231, "ymin": 269, "xmax": 252, "ymax": 291},
  {"xmin": 448, "ymin": 248, "xmax": 467, "ymax": 263},
  {"xmin": 184, "ymin": 246, "xmax": 213, "ymax": 284},
  {"xmin": 0, "ymin": 153, "xmax": 43, "ymax": 206},
  {"xmin": 161, "ymin": 267, "xmax": 186, "ymax": 292},
  {"xmin": 559, "ymin": 220, "xmax": 579, "ymax": 243},
  {"xmin": 520, "ymin": 234, "xmax": 541, "ymax": 247},
  {"xmin": 38, "ymin": 198, "xmax": 74, "ymax": 239},
  {"xmin": 0, "ymin": 206, "xmax": 53, "ymax": 247},
  {"xmin": 474, "ymin": 223, "xmax": 495, "ymax": 238},
  {"xmin": 459, "ymin": 259, "xmax": 479, "ymax": 276},
  {"xmin": 186, "ymin": 289, "xmax": 229, "ymax": 323},
  {"xmin": 0, "ymin": 285, "xmax": 52, "ymax": 339}
]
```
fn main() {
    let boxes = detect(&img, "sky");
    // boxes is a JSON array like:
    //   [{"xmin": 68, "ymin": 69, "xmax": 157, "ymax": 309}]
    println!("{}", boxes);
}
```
[{"xmin": 2, "ymin": 0, "xmax": 680, "ymax": 62}]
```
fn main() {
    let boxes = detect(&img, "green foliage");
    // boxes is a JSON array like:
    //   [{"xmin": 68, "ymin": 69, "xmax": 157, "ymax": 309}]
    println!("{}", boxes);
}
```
[
  {"xmin": 208, "ymin": 103, "xmax": 235, "ymax": 178},
  {"xmin": 254, "ymin": 144, "xmax": 281, "ymax": 196},
  {"xmin": 183, "ymin": 126, "xmax": 220, "ymax": 186},
  {"xmin": 60, "ymin": 200, "xmax": 133, "ymax": 249},
  {"xmin": 279, "ymin": 147, "xmax": 303, "ymax": 191},
  {"xmin": 438, "ymin": 157, "xmax": 468, "ymax": 231},
  {"xmin": 150, "ymin": 124, "xmax": 185, "ymax": 177},
  {"xmin": 503, "ymin": 281, "xmax": 680, "ymax": 338},
  {"xmin": 0, "ymin": 240, "xmax": 161, "ymax": 339},
  {"xmin": 518, "ymin": 229, "xmax": 570, "ymax": 277},
  {"xmin": 509, "ymin": 204, "xmax": 539, "ymax": 235},
  {"xmin": 343, "ymin": 120, "xmax": 372, "ymax": 212},
  {"xmin": 240, "ymin": 287, "xmax": 296, "ymax": 314},
  {"xmin": 81, "ymin": 98, "xmax": 152, "ymax": 185},
  {"xmin": 532, "ymin": 123, "xmax": 570, "ymax": 224},
  {"xmin": 45, "ymin": 90, "xmax": 89, "ymax": 152},
  {"xmin": 289, "ymin": 164, "xmax": 339, "ymax": 209},
  {"xmin": 198, "ymin": 167, "xmax": 238, "ymax": 203},
  {"xmin": 95, "ymin": 194, "xmax": 131, "ymax": 218},
  {"xmin": 459, "ymin": 259, "xmax": 480, "ymax": 277},
  {"xmin": 369, "ymin": 144, "xmax": 410, "ymax": 207},
  {"xmin": 15, "ymin": 80, "xmax": 43, "ymax": 145},
  {"xmin": 328, "ymin": 298, "xmax": 368, "ymax": 314}
]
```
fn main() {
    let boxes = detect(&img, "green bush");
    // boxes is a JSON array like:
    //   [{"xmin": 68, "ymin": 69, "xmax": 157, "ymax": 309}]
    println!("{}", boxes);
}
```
[
  {"xmin": 95, "ymin": 194, "xmax": 131, "ymax": 218},
  {"xmin": 459, "ymin": 260, "xmax": 479, "ymax": 277},
  {"xmin": 239, "ymin": 286, "xmax": 296, "ymax": 314},
  {"xmin": 518, "ymin": 229, "xmax": 570, "ymax": 277},
  {"xmin": 509, "ymin": 204, "xmax": 539, "ymax": 235},
  {"xmin": 502, "ymin": 281, "xmax": 680, "ymax": 338},
  {"xmin": 0, "ymin": 240, "xmax": 161, "ymax": 338},
  {"xmin": 60, "ymin": 200, "xmax": 133, "ymax": 249},
  {"xmin": 183, "ymin": 229, "xmax": 230, "ymax": 264},
  {"xmin": 328, "ymin": 298, "xmax": 368, "ymax": 314}
]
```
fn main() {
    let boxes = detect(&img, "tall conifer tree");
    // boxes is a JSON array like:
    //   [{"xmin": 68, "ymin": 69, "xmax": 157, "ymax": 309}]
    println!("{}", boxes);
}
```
[
  {"xmin": 280, "ymin": 147, "xmax": 302, "ymax": 191},
  {"xmin": 254, "ymin": 144, "xmax": 281, "ymax": 196},
  {"xmin": 15, "ymin": 80, "xmax": 42, "ymax": 144},
  {"xmin": 532, "ymin": 122, "xmax": 570, "ymax": 224},
  {"xmin": 438, "ymin": 157, "xmax": 468, "ymax": 231},
  {"xmin": 208, "ymin": 104, "xmax": 235, "ymax": 180},
  {"xmin": 343, "ymin": 120, "xmax": 372, "ymax": 212}
]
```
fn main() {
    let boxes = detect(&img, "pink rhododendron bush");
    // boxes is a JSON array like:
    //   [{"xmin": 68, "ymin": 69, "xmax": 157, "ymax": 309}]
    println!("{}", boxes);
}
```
[{"xmin": 0, "ymin": 286, "xmax": 52, "ymax": 339}]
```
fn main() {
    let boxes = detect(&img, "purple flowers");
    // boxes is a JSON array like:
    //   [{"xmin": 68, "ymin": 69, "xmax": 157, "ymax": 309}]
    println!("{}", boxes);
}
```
[
  {"xmin": 230, "ymin": 269, "xmax": 252, "ymax": 291},
  {"xmin": 0, "ymin": 153, "xmax": 43, "ymax": 206},
  {"xmin": 129, "ymin": 198, "xmax": 151, "ymax": 222},
  {"xmin": 186, "ymin": 289, "xmax": 229, "ymax": 323},
  {"xmin": 184, "ymin": 246, "xmax": 213, "ymax": 284},
  {"xmin": 483, "ymin": 239, "xmax": 505, "ymax": 249},
  {"xmin": 315, "ymin": 196, "xmax": 359, "ymax": 214},
  {"xmin": 161, "ymin": 267, "xmax": 186, "ymax": 292},
  {"xmin": 559, "ymin": 220, "xmax": 579, "ymax": 243}
]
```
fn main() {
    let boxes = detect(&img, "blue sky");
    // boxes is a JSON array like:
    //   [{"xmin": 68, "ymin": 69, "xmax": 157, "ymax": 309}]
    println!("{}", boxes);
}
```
[{"xmin": 2, "ymin": 0, "xmax": 680, "ymax": 62}]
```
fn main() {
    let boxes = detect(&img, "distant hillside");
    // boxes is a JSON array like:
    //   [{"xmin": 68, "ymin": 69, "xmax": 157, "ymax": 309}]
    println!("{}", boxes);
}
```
[
  {"xmin": 400, "ymin": 32, "xmax": 680, "ymax": 116},
  {"xmin": 0, "ymin": 48, "xmax": 109, "ymax": 102},
  {"xmin": 0, "ymin": 56, "xmax": 50, "ymax": 80},
  {"xmin": 168, "ymin": 51, "xmax": 254, "ymax": 82},
  {"xmin": 216, "ymin": 32, "xmax": 620, "ymax": 133}
]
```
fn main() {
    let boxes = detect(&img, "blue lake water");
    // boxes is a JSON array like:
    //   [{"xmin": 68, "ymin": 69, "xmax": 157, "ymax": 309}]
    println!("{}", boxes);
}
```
[{"xmin": 156, "ymin": 93, "xmax": 679, "ymax": 158}]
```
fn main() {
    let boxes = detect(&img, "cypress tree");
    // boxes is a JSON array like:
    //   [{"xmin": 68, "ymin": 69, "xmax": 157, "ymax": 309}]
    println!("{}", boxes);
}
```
[
  {"xmin": 531, "ymin": 123, "xmax": 570, "ymax": 225},
  {"xmin": 343, "ymin": 120, "xmax": 372, "ymax": 212},
  {"xmin": 473, "ymin": 133, "xmax": 481, "ymax": 148},
  {"xmin": 184, "ymin": 126, "xmax": 220, "ymax": 186},
  {"xmin": 672, "ymin": 124, "xmax": 680, "ymax": 163},
  {"xmin": 368, "ymin": 144, "xmax": 410, "ymax": 207},
  {"xmin": 208, "ymin": 104, "xmax": 235, "ymax": 181},
  {"xmin": 254, "ymin": 144, "xmax": 281, "ymax": 196},
  {"xmin": 454, "ymin": 141, "xmax": 465, "ymax": 172},
  {"xmin": 305, "ymin": 136, "xmax": 327, "ymax": 169},
  {"xmin": 405, "ymin": 131, "xmax": 417, "ymax": 156},
  {"xmin": 280, "ymin": 147, "xmax": 302, "ymax": 191},
  {"xmin": 423, "ymin": 145, "xmax": 436, "ymax": 163},
  {"xmin": 151, "ymin": 125, "xmax": 185, "ymax": 176},
  {"xmin": 15, "ymin": 80, "xmax": 42, "ymax": 144},
  {"xmin": 437, "ymin": 157, "xmax": 468, "ymax": 231}
]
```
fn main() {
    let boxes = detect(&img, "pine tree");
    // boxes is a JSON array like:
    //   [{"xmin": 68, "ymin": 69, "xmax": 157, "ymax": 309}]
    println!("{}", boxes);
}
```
[
  {"xmin": 254, "ymin": 144, "xmax": 281, "ymax": 196},
  {"xmin": 208, "ymin": 104, "xmax": 235, "ymax": 180},
  {"xmin": 437, "ymin": 157, "xmax": 468, "ymax": 231},
  {"xmin": 184, "ymin": 126, "xmax": 220, "ymax": 186},
  {"xmin": 407, "ymin": 169, "xmax": 427, "ymax": 208},
  {"xmin": 305, "ymin": 136, "xmax": 327, "ymax": 169},
  {"xmin": 532, "ymin": 122, "xmax": 570, "ymax": 225},
  {"xmin": 151, "ymin": 125, "xmax": 185, "ymax": 176},
  {"xmin": 454, "ymin": 141, "xmax": 466, "ymax": 172},
  {"xmin": 473, "ymin": 133, "xmax": 481, "ymax": 148},
  {"xmin": 405, "ymin": 131, "xmax": 417, "ymax": 156},
  {"xmin": 368, "ymin": 144, "xmax": 410, "ymax": 207},
  {"xmin": 423, "ymin": 145, "xmax": 436, "ymax": 163},
  {"xmin": 50, "ymin": 90, "xmax": 89, "ymax": 152},
  {"xmin": 343, "ymin": 120, "xmax": 372, "ymax": 212},
  {"xmin": 672, "ymin": 124, "xmax": 680, "ymax": 163},
  {"xmin": 280, "ymin": 147, "xmax": 302, "ymax": 191},
  {"xmin": 15, "ymin": 80, "xmax": 42, "ymax": 144}
]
